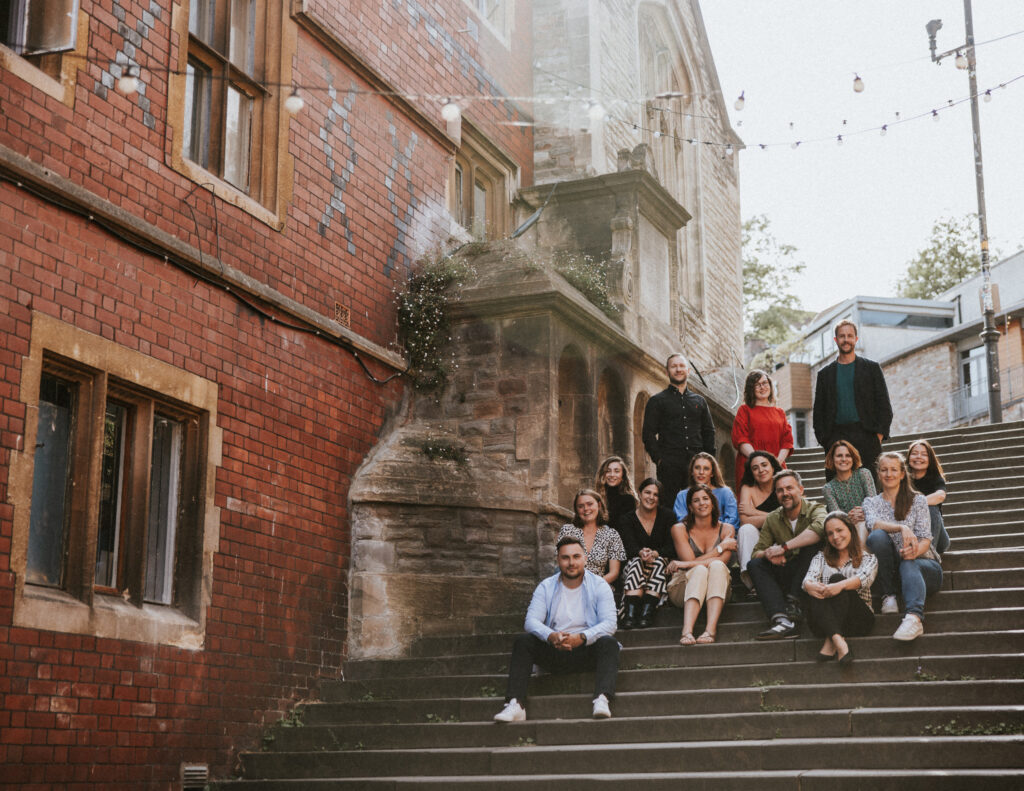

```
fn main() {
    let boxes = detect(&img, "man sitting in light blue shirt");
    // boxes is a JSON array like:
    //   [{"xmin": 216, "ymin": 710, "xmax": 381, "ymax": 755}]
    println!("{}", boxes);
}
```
[{"xmin": 493, "ymin": 536, "xmax": 620, "ymax": 722}]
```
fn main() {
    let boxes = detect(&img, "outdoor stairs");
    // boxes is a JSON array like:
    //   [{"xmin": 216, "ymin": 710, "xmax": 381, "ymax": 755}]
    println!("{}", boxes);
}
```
[{"xmin": 216, "ymin": 421, "xmax": 1024, "ymax": 789}]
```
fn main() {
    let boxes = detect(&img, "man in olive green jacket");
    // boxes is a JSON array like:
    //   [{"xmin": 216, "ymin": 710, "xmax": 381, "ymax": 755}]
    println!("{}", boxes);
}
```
[{"xmin": 749, "ymin": 470, "xmax": 827, "ymax": 640}]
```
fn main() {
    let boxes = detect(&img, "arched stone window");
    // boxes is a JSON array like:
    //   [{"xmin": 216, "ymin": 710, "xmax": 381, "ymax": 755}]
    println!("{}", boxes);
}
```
[
  {"xmin": 597, "ymin": 367, "xmax": 629, "ymax": 462},
  {"xmin": 557, "ymin": 347, "xmax": 595, "ymax": 506}
]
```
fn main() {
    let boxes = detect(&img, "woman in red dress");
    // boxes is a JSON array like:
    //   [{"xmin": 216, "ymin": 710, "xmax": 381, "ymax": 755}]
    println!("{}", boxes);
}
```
[{"xmin": 731, "ymin": 370, "xmax": 794, "ymax": 491}]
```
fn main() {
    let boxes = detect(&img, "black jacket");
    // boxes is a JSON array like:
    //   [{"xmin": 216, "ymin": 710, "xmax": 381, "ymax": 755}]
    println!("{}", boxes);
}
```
[
  {"xmin": 812, "ymin": 356, "xmax": 893, "ymax": 446},
  {"xmin": 641, "ymin": 386, "xmax": 716, "ymax": 465}
]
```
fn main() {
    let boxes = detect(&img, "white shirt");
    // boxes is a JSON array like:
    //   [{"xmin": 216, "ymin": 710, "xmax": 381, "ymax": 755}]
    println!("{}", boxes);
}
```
[{"xmin": 551, "ymin": 582, "xmax": 587, "ymax": 633}]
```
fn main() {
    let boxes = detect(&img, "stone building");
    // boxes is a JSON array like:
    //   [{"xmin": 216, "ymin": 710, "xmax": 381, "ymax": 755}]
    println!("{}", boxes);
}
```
[{"xmin": 0, "ymin": 0, "xmax": 741, "ymax": 785}]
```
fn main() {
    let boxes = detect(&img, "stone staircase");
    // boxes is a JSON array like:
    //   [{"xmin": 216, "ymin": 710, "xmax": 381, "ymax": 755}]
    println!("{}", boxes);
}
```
[{"xmin": 216, "ymin": 422, "xmax": 1024, "ymax": 788}]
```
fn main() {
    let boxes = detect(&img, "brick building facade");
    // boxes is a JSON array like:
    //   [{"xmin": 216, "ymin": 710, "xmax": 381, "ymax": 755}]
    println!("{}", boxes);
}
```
[{"xmin": 0, "ymin": 1, "xmax": 741, "ymax": 786}]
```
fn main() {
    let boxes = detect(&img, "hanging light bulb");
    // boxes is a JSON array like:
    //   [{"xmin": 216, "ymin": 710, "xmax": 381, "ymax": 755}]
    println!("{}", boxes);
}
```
[
  {"xmin": 284, "ymin": 89, "xmax": 304, "ymax": 115},
  {"xmin": 853, "ymin": 74, "xmax": 864, "ymax": 93},
  {"xmin": 983, "ymin": 89, "xmax": 992, "ymax": 103},
  {"xmin": 791, "ymin": 141, "xmax": 800, "ymax": 149},
  {"xmin": 836, "ymin": 135, "xmax": 843, "ymax": 146},
  {"xmin": 880, "ymin": 124, "xmax": 887, "ymax": 136},
  {"xmin": 441, "ymin": 100, "xmax": 461, "ymax": 122},
  {"xmin": 587, "ymin": 101, "xmax": 606, "ymax": 122},
  {"xmin": 725, "ymin": 144, "xmax": 734, "ymax": 156},
  {"xmin": 116, "ymin": 64, "xmax": 140, "ymax": 95},
  {"xmin": 653, "ymin": 129, "xmax": 662, "ymax": 139},
  {"xmin": 955, "ymin": 50, "xmax": 968, "ymax": 70},
  {"xmin": 733, "ymin": 91, "xmax": 745, "ymax": 111},
  {"xmin": 759, "ymin": 143, "xmax": 766, "ymax": 150},
  {"xmin": 932, "ymin": 109, "xmax": 940, "ymax": 122}
]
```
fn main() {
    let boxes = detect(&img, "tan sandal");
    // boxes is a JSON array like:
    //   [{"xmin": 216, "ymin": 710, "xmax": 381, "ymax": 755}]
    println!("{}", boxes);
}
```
[
  {"xmin": 679, "ymin": 632, "xmax": 696, "ymax": 646},
  {"xmin": 696, "ymin": 631, "xmax": 716, "ymax": 644}
]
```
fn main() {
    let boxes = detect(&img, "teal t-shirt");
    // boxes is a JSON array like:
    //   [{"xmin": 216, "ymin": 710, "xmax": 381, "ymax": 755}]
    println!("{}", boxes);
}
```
[{"xmin": 835, "ymin": 361, "xmax": 859, "ymax": 424}]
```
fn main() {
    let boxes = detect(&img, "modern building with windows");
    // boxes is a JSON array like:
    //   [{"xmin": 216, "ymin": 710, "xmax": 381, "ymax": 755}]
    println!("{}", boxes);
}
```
[{"xmin": 0, "ymin": 1, "xmax": 743, "ymax": 785}]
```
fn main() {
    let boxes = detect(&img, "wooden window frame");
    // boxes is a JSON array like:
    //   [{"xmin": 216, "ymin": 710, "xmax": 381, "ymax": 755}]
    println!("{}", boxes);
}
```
[
  {"xmin": 10, "ymin": 313, "xmax": 222, "ymax": 647},
  {"xmin": 0, "ymin": 1, "xmax": 88, "ymax": 106},
  {"xmin": 449, "ymin": 123, "xmax": 517, "ymax": 241}
]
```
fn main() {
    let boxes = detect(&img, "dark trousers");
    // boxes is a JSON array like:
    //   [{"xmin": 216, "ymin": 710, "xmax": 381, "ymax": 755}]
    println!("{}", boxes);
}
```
[
  {"xmin": 823, "ymin": 424, "xmax": 882, "ymax": 483},
  {"xmin": 747, "ymin": 544, "xmax": 820, "ymax": 622},
  {"xmin": 505, "ymin": 633, "xmax": 619, "ymax": 703},
  {"xmin": 929, "ymin": 505, "xmax": 950, "ymax": 555},
  {"xmin": 805, "ymin": 573, "xmax": 875, "ymax": 638},
  {"xmin": 657, "ymin": 456, "xmax": 691, "ymax": 509}
]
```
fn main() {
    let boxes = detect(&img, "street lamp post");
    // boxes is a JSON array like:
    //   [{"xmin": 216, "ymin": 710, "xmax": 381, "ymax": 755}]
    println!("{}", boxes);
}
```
[{"xmin": 926, "ymin": 0, "xmax": 1002, "ymax": 423}]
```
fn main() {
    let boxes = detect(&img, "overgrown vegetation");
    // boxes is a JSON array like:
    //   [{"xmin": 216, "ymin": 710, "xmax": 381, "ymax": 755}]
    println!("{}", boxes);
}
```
[
  {"xmin": 895, "ymin": 215, "xmax": 996, "ymax": 299},
  {"xmin": 396, "ymin": 255, "xmax": 474, "ymax": 392},
  {"xmin": 553, "ymin": 252, "xmax": 620, "ymax": 319}
]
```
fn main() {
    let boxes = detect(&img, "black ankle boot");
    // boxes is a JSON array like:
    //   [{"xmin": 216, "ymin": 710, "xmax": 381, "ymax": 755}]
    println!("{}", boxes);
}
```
[
  {"xmin": 636, "ymin": 595, "xmax": 658, "ymax": 628},
  {"xmin": 621, "ymin": 596, "xmax": 641, "ymax": 630}
]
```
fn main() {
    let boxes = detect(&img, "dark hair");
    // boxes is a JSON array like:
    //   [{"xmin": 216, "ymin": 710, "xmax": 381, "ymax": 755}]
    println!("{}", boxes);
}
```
[
  {"xmin": 824, "ymin": 439, "xmax": 863, "ymax": 472},
  {"xmin": 743, "ymin": 369, "xmax": 775, "ymax": 408},
  {"xmin": 594, "ymin": 455, "xmax": 637, "ymax": 500},
  {"xmin": 636, "ymin": 477, "xmax": 662, "ymax": 509},
  {"xmin": 665, "ymin": 353, "xmax": 687, "ymax": 369},
  {"xmin": 876, "ymin": 451, "xmax": 915, "ymax": 521},
  {"xmin": 907, "ymin": 439, "xmax": 946, "ymax": 480},
  {"xmin": 687, "ymin": 452, "xmax": 726, "ymax": 489},
  {"xmin": 833, "ymin": 318, "xmax": 858, "ymax": 336},
  {"xmin": 740, "ymin": 451, "xmax": 782, "ymax": 488},
  {"xmin": 571, "ymin": 489, "xmax": 609, "ymax": 528},
  {"xmin": 683, "ymin": 483, "xmax": 720, "ymax": 530},
  {"xmin": 773, "ymin": 468, "xmax": 802, "ymax": 489},
  {"xmin": 556, "ymin": 535, "xmax": 584, "ymax": 552},
  {"xmin": 823, "ymin": 511, "xmax": 864, "ymax": 568}
]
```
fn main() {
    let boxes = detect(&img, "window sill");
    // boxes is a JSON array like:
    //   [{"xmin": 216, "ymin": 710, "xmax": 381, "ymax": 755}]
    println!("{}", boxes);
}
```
[
  {"xmin": 15, "ymin": 585, "xmax": 205, "ymax": 650},
  {"xmin": 0, "ymin": 13, "xmax": 88, "ymax": 107}
]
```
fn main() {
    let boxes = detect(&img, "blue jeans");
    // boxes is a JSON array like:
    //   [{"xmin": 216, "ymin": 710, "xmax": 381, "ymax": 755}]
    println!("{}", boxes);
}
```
[
  {"xmin": 866, "ymin": 530, "xmax": 942, "ymax": 618},
  {"xmin": 929, "ymin": 506, "xmax": 950, "ymax": 555}
]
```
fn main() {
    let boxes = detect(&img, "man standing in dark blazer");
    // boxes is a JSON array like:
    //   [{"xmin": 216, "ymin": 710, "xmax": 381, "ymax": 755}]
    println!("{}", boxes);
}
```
[
  {"xmin": 642, "ymin": 353, "xmax": 716, "ymax": 506},
  {"xmin": 812, "ymin": 319, "xmax": 893, "ymax": 480}
]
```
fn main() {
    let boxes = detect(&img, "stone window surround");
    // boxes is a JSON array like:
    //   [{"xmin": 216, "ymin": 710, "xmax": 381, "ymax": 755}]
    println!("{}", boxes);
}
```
[
  {"xmin": 8, "ymin": 312, "xmax": 222, "ymax": 650},
  {"xmin": 462, "ymin": 0, "xmax": 514, "ymax": 47},
  {"xmin": 449, "ymin": 120, "xmax": 519, "ymax": 241},
  {"xmin": 0, "ymin": 6, "xmax": 89, "ymax": 107}
]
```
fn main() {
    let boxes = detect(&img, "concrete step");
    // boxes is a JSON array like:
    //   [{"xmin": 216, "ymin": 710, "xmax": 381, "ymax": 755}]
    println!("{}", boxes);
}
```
[
  {"xmin": 947, "ymin": 520, "xmax": 1024, "ymax": 538},
  {"xmin": 238, "ymin": 735, "xmax": 1024, "ymax": 779},
  {"xmin": 949, "ymin": 567, "xmax": 1024, "ymax": 590},
  {"xmin": 943, "ymin": 548, "xmax": 1024, "ymax": 571},
  {"xmin": 325, "ymin": 652, "xmax": 1024, "ymax": 711},
  {"xmin": 263, "ymin": 705, "xmax": 1024, "ymax": 752},
  {"xmin": 954, "ymin": 532, "xmax": 1024, "ymax": 551}
]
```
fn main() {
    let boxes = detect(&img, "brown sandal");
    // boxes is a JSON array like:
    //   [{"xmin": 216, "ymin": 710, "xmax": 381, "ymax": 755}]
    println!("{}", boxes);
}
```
[
  {"xmin": 696, "ymin": 631, "xmax": 716, "ymax": 644},
  {"xmin": 679, "ymin": 632, "xmax": 696, "ymax": 645}
]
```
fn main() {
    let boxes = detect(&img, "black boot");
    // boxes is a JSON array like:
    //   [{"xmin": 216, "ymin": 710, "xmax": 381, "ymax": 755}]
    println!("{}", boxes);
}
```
[
  {"xmin": 636, "ymin": 594, "xmax": 658, "ymax": 629},
  {"xmin": 620, "ymin": 596, "xmax": 641, "ymax": 630}
]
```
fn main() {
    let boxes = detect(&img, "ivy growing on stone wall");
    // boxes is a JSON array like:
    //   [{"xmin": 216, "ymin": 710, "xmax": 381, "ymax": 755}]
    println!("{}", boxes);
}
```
[
  {"xmin": 395, "ymin": 255, "xmax": 473, "ymax": 391},
  {"xmin": 553, "ymin": 252, "xmax": 620, "ymax": 319}
]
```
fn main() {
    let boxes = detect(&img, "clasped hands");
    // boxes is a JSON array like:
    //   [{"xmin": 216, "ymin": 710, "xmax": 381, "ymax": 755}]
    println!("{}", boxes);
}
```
[
  {"xmin": 900, "ymin": 526, "xmax": 919, "ymax": 559},
  {"xmin": 763, "ymin": 543, "xmax": 788, "ymax": 565},
  {"xmin": 804, "ymin": 580, "xmax": 842, "ymax": 599},
  {"xmin": 547, "ymin": 631, "xmax": 585, "ymax": 651}
]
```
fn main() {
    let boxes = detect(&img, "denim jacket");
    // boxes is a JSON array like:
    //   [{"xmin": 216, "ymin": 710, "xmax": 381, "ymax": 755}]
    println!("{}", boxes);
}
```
[{"xmin": 524, "ymin": 570, "xmax": 617, "ymax": 644}]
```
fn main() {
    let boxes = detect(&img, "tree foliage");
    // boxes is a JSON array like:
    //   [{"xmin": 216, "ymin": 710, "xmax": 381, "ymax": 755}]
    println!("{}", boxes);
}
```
[
  {"xmin": 896, "ymin": 215, "xmax": 990, "ymax": 300},
  {"xmin": 742, "ymin": 215, "xmax": 811, "ymax": 347}
]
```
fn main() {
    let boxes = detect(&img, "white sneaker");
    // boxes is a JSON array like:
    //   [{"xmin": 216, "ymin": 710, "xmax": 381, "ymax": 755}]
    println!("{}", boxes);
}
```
[
  {"xmin": 881, "ymin": 595, "xmax": 899, "ymax": 615},
  {"xmin": 893, "ymin": 614, "xmax": 924, "ymax": 641},
  {"xmin": 592, "ymin": 694, "xmax": 611, "ymax": 719},
  {"xmin": 493, "ymin": 698, "xmax": 526, "ymax": 722}
]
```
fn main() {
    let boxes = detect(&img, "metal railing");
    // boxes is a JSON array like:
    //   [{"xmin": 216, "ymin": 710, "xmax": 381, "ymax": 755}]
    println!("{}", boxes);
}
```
[{"xmin": 951, "ymin": 362, "xmax": 1024, "ymax": 423}]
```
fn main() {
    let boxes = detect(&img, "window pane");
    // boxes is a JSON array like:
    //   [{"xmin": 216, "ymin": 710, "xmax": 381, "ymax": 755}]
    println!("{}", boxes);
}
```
[
  {"xmin": 472, "ymin": 180, "xmax": 487, "ymax": 239},
  {"xmin": 454, "ymin": 164, "xmax": 464, "ymax": 226},
  {"xmin": 188, "ymin": 0, "xmax": 215, "ymax": 46},
  {"xmin": 144, "ymin": 416, "xmax": 182, "ymax": 604},
  {"xmin": 95, "ymin": 403, "xmax": 127, "ymax": 589},
  {"xmin": 3, "ymin": 0, "xmax": 78, "ymax": 55},
  {"xmin": 184, "ymin": 60, "xmax": 211, "ymax": 168},
  {"xmin": 27, "ymin": 374, "xmax": 74, "ymax": 586},
  {"xmin": 223, "ymin": 85, "xmax": 252, "ymax": 190},
  {"xmin": 228, "ymin": 0, "xmax": 254, "ymax": 75}
]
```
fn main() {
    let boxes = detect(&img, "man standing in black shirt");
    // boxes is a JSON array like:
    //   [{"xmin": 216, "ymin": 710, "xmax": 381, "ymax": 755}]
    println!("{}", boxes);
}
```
[{"xmin": 642, "ymin": 354, "xmax": 716, "ymax": 506}]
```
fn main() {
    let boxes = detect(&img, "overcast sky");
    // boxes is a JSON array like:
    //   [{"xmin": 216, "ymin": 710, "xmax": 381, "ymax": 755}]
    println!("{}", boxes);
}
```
[{"xmin": 700, "ymin": 0, "xmax": 1024, "ymax": 313}]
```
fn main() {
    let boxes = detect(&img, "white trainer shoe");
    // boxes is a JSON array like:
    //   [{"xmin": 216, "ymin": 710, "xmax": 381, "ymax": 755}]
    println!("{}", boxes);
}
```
[
  {"xmin": 881, "ymin": 595, "xmax": 899, "ymax": 615},
  {"xmin": 893, "ymin": 614, "xmax": 924, "ymax": 641},
  {"xmin": 592, "ymin": 693, "xmax": 611, "ymax": 719},
  {"xmin": 493, "ymin": 698, "xmax": 526, "ymax": 722}
]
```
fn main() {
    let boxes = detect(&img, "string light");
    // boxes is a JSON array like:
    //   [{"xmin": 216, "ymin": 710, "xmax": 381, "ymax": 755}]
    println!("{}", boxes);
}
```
[
  {"xmin": 284, "ymin": 89, "xmax": 304, "ymax": 115},
  {"xmin": 734, "ymin": 91, "xmax": 745, "ymax": 111},
  {"xmin": 441, "ymin": 100, "xmax": 461, "ymax": 122},
  {"xmin": 983, "ymin": 89, "xmax": 992, "ymax": 102},
  {"xmin": 725, "ymin": 144, "xmax": 734, "ymax": 156},
  {"xmin": 932, "ymin": 109, "xmax": 940, "ymax": 122},
  {"xmin": 836, "ymin": 135, "xmax": 843, "ymax": 145},
  {"xmin": 853, "ymin": 74, "xmax": 865, "ymax": 93},
  {"xmin": 955, "ymin": 50, "xmax": 968, "ymax": 70},
  {"xmin": 116, "ymin": 64, "xmax": 140, "ymax": 95},
  {"xmin": 880, "ymin": 124, "xmax": 887, "ymax": 136},
  {"xmin": 587, "ymin": 101, "xmax": 606, "ymax": 122}
]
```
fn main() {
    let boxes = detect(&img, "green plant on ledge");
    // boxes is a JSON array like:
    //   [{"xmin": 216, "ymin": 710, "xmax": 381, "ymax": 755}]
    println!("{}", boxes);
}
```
[
  {"xmin": 553, "ymin": 252, "xmax": 620, "ymax": 319},
  {"xmin": 420, "ymin": 438, "xmax": 469, "ymax": 465},
  {"xmin": 396, "ymin": 254, "xmax": 474, "ymax": 392}
]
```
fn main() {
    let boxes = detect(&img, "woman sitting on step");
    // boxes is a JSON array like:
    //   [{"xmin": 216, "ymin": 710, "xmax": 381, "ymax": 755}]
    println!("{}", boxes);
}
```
[
  {"xmin": 672, "ymin": 452, "xmax": 739, "ymax": 529},
  {"xmin": 618, "ymin": 478, "xmax": 677, "ymax": 629},
  {"xmin": 557, "ymin": 489, "xmax": 626, "ymax": 586},
  {"xmin": 802, "ymin": 512, "xmax": 878, "ymax": 664},
  {"xmin": 594, "ymin": 455, "xmax": 638, "ymax": 531},
  {"xmin": 907, "ymin": 439, "xmax": 951, "ymax": 555},
  {"xmin": 821, "ymin": 440, "xmax": 876, "ymax": 546},
  {"xmin": 666, "ymin": 484, "xmax": 737, "ymax": 645},
  {"xmin": 736, "ymin": 451, "xmax": 783, "ymax": 596},
  {"xmin": 864, "ymin": 452, "xmax": 942, "ymax": 642}
]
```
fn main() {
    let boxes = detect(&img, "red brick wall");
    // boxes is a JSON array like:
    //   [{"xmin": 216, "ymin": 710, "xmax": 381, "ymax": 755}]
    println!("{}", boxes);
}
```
[{"xmin": 0, "ymin": 0, "xmax": 534, "ymax": 787}]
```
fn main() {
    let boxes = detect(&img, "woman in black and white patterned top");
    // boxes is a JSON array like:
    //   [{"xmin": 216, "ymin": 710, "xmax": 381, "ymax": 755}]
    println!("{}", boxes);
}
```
[
  {"xmin": 557, "ymin": 489, "xmax": 626, "ymax": 585},
  {"xmin": 802, "ymin": 511, "xmax": 878, "ymax": 664}
]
